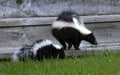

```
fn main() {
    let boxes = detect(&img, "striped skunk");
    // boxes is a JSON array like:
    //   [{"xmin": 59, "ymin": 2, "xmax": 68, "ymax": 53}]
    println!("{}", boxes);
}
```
[
  {"xmin": 52, "ymin": 11, "xmax": 97, "ymax": 50},
  {"xmin": 12, "ymin": 39, "xmax": 65, "ymax": 61}
]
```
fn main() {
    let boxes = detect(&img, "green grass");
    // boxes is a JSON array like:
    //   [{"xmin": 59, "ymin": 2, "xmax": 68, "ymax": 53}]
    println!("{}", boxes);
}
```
[{"xmin": 0, "ymin": 53, "xmax": 120, "ymax": 75}]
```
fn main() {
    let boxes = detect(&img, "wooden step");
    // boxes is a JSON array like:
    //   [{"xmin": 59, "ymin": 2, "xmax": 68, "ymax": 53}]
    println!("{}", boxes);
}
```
[{"xmin": 0, "ymin": 43, "xmax": 120, "ymax": 59}]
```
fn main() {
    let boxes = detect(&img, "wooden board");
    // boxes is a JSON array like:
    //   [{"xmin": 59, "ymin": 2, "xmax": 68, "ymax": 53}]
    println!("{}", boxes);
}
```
[{"xmin": 0, "ymin": 15, "xmax": 120, "ymax": 27}]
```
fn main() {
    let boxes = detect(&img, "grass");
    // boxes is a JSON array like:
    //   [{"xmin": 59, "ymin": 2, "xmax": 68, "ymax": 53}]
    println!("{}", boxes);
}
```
[{"xmin": 0, "ymin": 52, "xmax": 120, "ymax": 75}]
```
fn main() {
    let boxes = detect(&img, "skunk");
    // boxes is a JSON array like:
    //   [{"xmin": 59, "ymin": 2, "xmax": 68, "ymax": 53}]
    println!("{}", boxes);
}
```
[
  {"xmin": 12, "ymin": 39, "xmax": 65, "ymax": 61},
  {"xmin": 52, "ymin": 11, "xmax": 97, "ymax": 50}
]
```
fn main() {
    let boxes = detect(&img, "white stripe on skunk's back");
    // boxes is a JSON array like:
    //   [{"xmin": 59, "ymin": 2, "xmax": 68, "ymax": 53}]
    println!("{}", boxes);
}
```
[
  {"xmin": 32, "ymin": 40, "xmax": 52, "ymax": 56},
  {"xmin": 52, "ymin": 21, "xmax": 75, "ymax": 29},
  {"xmin": 76, "ymin": 25, "xmax": 92, "ymax": 35},
  {"xmin": 52, "ymin": 20, "xmax": 92, "ymax": 35}
]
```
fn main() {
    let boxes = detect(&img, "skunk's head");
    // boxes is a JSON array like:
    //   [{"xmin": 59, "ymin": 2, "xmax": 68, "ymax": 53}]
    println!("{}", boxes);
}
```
[
  {"xmin": 72, "ymin": 15, "xmax": 98, "ymax": 45},
  {"xmin": 53, "ymin": 44, "xmax": 65, "ymax": 59},
  {"xmin": 84, "ymin": 33, "xmax": 98, "ymax": 45}
]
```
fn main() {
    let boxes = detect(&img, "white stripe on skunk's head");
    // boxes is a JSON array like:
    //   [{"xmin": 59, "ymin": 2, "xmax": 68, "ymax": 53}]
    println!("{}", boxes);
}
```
[
  {"xmin": 52, "ymin": 44, "xmax": 62, "ymax": 49},
  {"xmin": 32, "ymin": 39, "xmax": 52, "ymax": 56}
]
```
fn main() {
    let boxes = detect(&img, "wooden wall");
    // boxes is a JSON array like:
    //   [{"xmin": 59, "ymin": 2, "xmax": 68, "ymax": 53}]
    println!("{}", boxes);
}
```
[{"xmin": 0, "ymin": 0, "xmax": 120, "ymax": 58}]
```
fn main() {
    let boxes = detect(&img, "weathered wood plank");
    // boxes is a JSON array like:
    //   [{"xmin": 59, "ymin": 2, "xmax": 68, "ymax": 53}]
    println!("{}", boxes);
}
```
[
  {"xmin": 0, "ymin": 44, "xmax": 120, "ymax": 59},
  {"xmin": 0, "ymin": 17, "xmax": 56, "ymax": 27},
  {"xmin": 0, "ymin": 15, "xmax": 120, "ymax": 27}
]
